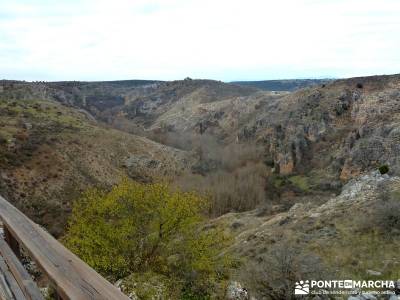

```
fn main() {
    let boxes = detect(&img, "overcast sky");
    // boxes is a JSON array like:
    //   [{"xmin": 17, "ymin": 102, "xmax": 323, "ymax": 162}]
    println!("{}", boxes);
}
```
[{"xmin": 1, "ymin": 0, "xmax": 399, "ymax": 81}]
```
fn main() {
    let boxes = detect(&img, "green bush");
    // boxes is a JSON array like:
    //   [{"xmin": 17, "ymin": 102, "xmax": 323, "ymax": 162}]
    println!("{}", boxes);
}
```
[
  {"xmin": 63, "ymin": 179, "xmax": 231, "ymax": 297},
  {"xmin": 378, "ymin": 164, "xmax": 389, "ymax": 175},
  {"xmin": 288, "ymin": 175, "xmax": 310, "ymax": 192}
]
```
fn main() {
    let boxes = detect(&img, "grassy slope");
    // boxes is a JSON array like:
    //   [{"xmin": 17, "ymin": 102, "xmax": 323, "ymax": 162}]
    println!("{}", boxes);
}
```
[
  {"xmin": 0, "ymin": 97, "xmax": 189, "ymax": 236},
  {"xmin": 214, "ymin": 173, "xmax": 400, "ymax": 297}
]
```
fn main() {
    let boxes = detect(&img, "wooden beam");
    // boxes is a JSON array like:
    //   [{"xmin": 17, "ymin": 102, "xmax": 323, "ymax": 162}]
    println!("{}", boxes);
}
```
[
  {"xmin": 0, "ymin": 196, "xmax": 130, "ymax": 300},
  {"xmin": 0, "ymin": 257, "xmax": 26, "ymax": 300},
  {"xmin": 0, "ymin": 239, "xmax": 43, "ymax": 300},
  {"xmin": 0, "ymin": 272, "xmax": 14, "ymax": 300}
]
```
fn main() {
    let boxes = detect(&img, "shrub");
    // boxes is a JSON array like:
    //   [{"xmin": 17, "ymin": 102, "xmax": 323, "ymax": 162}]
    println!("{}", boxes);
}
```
[
  {"xmin": 372, "ymin": 195, "xmax": 400, "ymax": 233},
  {"xmin": 63, "ymin": 179, "xmax": 231, "ymax": 297},
  {"xmin": 288, "ymin": 175, "xmax": 310, "ymax": 192},
  {"xmin": 244, "ymin": 240, "xmax": 326, "ymax": 299},
  {"xmin": 0, "ymin": 135, "xmax": 7, "ymax": 145},
  {"xmin": 378, "ymin": 164, "xmax": 389, "ymax": 175},
  {"xmin": 355, "ymin": 189, "xmax": 400, "ymax": 235}
]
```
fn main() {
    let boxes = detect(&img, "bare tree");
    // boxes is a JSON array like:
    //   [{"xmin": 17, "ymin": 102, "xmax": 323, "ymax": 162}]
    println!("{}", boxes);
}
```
[{"xmin": 244, "ymin": 240, "xmax": 328, "ymax": 299}]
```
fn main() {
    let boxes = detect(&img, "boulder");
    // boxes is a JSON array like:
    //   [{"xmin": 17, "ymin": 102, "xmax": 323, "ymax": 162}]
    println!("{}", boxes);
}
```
[
  {"xmin": 226, "ymin": 281, "xmax": 249, "ymax": 300},
  {"xmin": 348, "ymin": 294, "xmax": 377, "ymax": 300},
  {"xmin": 124, "ymin": 155, "xmax": 162, "ymax": 182},
  {"xmin": 366, "ymin": 269, "xmax": 382, "ymax": 276},
  {"xmin": 23, "ymin": 122, "xmax": 33, "ymax": 130}
]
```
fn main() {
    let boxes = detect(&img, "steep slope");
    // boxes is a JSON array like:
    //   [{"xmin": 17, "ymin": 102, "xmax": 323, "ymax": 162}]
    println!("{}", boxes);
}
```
[
  {"xmin": 120, "ymin": 79, "xmax": 262, "ymax": 136},
  {"xmin": 0, "ymin": 79, "xmax": 160, "ymax": 119},
  {"xmin": 0, "ymin": 79, "xmax": 263, "ymax": 143},
  {"xmin": 216, "ymin": 171, "xmax": 400, "ymax": 298},
  {"xmin": 0, "ymin": 92, "xmax": 190, "ymax": 236},
  {"xmin": 235, "ymin": 74, "xmax": 400, "ymax": 188}
]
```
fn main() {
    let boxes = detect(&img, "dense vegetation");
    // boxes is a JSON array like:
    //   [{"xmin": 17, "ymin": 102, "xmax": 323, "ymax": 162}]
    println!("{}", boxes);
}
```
[{"xmin": 63, "ymin": 179, "xmax": 232, "ymax": 299}]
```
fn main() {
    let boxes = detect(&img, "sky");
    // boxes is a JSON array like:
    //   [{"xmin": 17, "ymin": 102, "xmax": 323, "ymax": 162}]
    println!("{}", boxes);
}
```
[{"xmin": 0, "ymin": 0, "xmax": 399, "ymax": 81}]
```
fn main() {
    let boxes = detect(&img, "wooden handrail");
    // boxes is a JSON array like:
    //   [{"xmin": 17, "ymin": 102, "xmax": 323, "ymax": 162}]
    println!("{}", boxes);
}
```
[{"xmin": 0, "ymin": 196, "xmax": 130, "ymax": 300}]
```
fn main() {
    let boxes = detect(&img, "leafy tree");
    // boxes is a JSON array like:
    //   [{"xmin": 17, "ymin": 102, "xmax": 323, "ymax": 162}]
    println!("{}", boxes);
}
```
[{"xmin": 63, "ymin": 179, "xmax": 231, "ymax": 297}]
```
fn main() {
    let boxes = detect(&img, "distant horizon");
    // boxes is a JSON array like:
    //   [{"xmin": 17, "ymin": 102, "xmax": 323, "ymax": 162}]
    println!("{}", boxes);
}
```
[
  {"xmin": 2, "ymin": 77, "xmax": 336, "ymax": 83},
  {"xmin": 0, "ymin": 72, "xmax": 396, "ymax": 83},
  {"xmin": 3, "ymin": 72, "xmax": 400, "ymax": 83}
]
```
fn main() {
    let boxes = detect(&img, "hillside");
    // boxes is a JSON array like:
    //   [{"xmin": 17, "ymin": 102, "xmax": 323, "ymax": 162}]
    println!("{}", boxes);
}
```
[
  {"xmin": 0, "ymin": 85, "xmax": 190, "ymax": 236},
  {"xmin": 119, "ymin": 79, "xmax": 270, "ymax": 142},
  {"xmin": 232, "ymin": 79, "xmax": 333, "ymax": 91},
  {"xmin": 217, "ymin": 170, "xmax": 400, "ymax": 299},
  {"xmin": 96, "ymin": 74, "xmax": 400, "ymax": 195},
  {"xmin": 237, "ymin": 74, "xmax": 400, "ymax": 185},
  {"xmin": 3, "ymin": 75, "xmax": 400, "ymax": 218}
]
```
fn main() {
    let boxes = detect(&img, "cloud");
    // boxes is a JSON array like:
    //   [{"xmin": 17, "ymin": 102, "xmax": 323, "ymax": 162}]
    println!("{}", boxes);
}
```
[{"xmin": 0, "ymin": 0, "xmax": 399, "ymax": 81}]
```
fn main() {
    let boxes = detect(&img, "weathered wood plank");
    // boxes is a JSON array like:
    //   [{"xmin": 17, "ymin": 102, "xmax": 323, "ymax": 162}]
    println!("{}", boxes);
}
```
[
  {"xmin": 0, "ymin": 257, "xmax": 26, "ymax": 300},
  {"xmin": 0, "ymin": 239, "xmax": 43, "ymax": 300},
  {"xmin": 0, "ymin": 272, "xmax": 14, "ymax": 300},
  {"xmin": 0, "ymin": 196, "xmax": 130, "ymax": 300}
]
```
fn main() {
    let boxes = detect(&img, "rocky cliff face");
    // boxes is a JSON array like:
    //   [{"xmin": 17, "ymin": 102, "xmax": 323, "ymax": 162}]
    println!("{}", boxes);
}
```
[{"xmin": 237, "ymin": 75, "xmax": 400, "ymax": 185}]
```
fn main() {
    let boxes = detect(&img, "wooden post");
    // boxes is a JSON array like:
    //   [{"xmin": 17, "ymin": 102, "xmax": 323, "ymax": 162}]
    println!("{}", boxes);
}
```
[{"xmin": 3, "ymin": 227, "xmax": 20, "ymax": 259}]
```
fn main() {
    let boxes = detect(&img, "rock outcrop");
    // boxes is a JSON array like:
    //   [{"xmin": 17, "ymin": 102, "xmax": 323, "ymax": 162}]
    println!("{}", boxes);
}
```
[{"xmin": 238, "ymin": 75, "xmax": 400, "ymax": 185}]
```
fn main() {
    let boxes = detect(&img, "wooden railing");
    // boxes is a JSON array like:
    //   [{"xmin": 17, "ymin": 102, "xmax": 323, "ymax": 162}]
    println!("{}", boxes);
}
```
[{"xmin": 0, "ymin": 196, "xmax": 130, "ymax": 300}]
